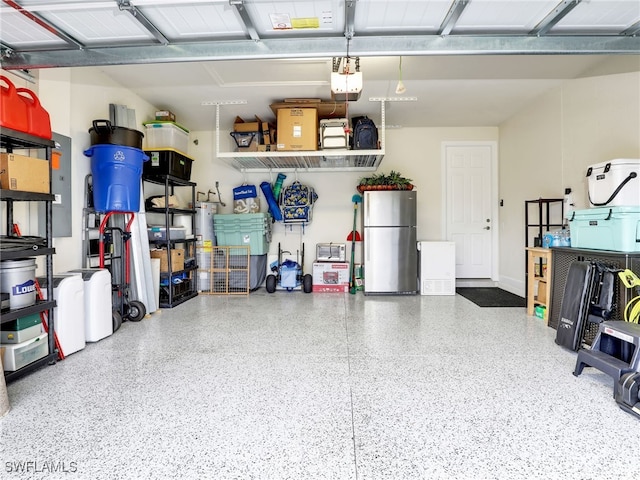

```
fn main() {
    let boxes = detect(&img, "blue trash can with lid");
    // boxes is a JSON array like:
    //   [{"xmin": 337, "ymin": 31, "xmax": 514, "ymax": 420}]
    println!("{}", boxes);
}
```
[{"xmin": 84, "ymin": 144, "xmax": 149, "ymax": 212}]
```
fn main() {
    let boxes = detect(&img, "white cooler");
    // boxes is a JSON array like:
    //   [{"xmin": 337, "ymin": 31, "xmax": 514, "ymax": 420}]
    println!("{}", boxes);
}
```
[
  {"xmin": 37, "ymin": 274, "xmax": 86, "ymax": 356},
  {"xmin": 69, "ymin": 269, "xmax": 112, "ymax": 342},
  {"xmin": 569, "ymin": 206, "xmax": 640, "ymax": 252},
  {"xmin": 586, "ymin": 159, "xmax": 640, "ymax": 207}
]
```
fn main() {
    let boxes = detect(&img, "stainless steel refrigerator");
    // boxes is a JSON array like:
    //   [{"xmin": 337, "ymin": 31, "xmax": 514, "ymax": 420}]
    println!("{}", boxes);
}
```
[{"xmin": 363, "ymin": 190, "xmax": 418, "ymax": 295}]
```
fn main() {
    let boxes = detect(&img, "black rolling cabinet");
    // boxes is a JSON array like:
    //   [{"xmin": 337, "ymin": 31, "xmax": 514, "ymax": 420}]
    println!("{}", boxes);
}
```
[
  {"xmin": 549, "ymin": 247, "xmax": 640, "ymax": 341},
  {"xmin": 143, "ymin": 174, "xmax": 198, "ymax": 308},
  {"xmin": 1, "ymin": 127, "xmax": 57, "ymax": 382}
]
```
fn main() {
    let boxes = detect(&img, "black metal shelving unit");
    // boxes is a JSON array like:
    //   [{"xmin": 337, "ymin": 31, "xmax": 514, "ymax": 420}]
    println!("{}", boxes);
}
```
[
  {"xmin": 524, "ymin": 198, "xmax": 564, "ymax": 298},
  {"xmin": 1, "ymin": 127, "xmax": 58, "ymax": 383},
  {"xmin": 525, "ymin": 198, "xmax": 565, "ymax": 249},
  {"xmin": 143, "ymin": 174, "xmax": 198, "ymax": 308}
]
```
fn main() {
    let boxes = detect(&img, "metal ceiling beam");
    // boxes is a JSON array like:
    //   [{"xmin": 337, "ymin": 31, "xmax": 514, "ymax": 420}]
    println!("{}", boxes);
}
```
[
  {"xmin": 530, "ymin": 0, "xmax": 582, "ymax": 36},
  {"xmin": 345, "ymin": 0, "xmax": 356, "ymax": 39},
  {"xmin": 622, "ymin": 20, "xmax": 640, "ymax": 37},
  {"xmin": 117, "ymin": 0, "xmax": 169, "ymax": 45},
  {"xmin": 230, "ymin": 0, "xmax": 260, "ymax": 42},
  {"xmin": 2, "ymin": 0, "xmax": 84, "ymax": 49},
  {"xmin": 438, "ymin": 0, "xmax": 470, "ymax": 36},
  {"xmin": 2, "ymin": 35, "xmax": 639, "ymax": 70}
]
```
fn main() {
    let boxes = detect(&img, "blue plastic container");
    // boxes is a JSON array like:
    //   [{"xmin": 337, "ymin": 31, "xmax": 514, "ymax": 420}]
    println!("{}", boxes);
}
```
[{"xmin": 84, "ymin": 144, "xmax": 149, "ymax": 212}]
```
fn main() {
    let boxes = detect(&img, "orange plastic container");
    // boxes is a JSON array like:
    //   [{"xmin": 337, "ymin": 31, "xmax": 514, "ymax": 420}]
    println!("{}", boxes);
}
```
[
  {"xmin": 0, "ymin": 75, "xmax": 29, "ymax": 133},
  {"xmin": 16, "ymin": 88, "xmax": 52, "ymax": 140},
  {"xmin": 17, "ymin": 88, "xmax": 52, "ymax": 140}
]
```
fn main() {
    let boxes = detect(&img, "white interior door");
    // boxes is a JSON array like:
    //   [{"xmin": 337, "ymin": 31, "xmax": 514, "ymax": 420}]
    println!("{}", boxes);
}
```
[{"xmin": 443, "ymin": 142, "xmax": 497, "ymax": 279}]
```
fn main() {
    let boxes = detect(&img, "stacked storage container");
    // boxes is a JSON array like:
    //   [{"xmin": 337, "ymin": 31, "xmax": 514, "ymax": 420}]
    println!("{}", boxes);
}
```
[
  {"xmin": 213, "ymin": 213, "xmax": 271, "ymax": 290},
  {"xmin": 142, "ymin": 121, "xmax": 193, "ymax": 181},
  {"xmin": 1, "ymin": 314, "xmax": 47, "ymax": 372},
  {"xmin": 569, "ymin": 159, "xmax": 640, "ymax": 252}
]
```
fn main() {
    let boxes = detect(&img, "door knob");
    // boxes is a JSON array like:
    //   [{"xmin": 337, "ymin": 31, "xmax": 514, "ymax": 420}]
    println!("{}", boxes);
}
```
[{"xmin": 484, "ymin": 226, "xmax": 491, "ymax": 230}]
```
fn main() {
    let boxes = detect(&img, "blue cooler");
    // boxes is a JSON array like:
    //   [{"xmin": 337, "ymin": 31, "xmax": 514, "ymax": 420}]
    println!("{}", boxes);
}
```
[
  {"xmin": 84, "ymin": 145, "xmax": 149, "ymax": 212},
  {"xmin": 569, "ymin": 206, "xmax": 640, "ymax": 252}
]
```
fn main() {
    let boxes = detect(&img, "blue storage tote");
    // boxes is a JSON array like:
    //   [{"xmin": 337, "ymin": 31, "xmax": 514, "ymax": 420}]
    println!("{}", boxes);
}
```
[
  {"xmin": 569, "ymin": 206, "xmax": 640, "ymax": 252},
  {"xmin": 213, "ymin": 213, "xmax": 271, "ymax": 255}
]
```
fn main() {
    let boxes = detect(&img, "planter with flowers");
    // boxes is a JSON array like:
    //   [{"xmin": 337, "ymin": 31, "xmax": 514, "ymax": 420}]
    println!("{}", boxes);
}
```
[{"xmin": 357, "ymin": 171, "xmax": 414, "ymax": 193}]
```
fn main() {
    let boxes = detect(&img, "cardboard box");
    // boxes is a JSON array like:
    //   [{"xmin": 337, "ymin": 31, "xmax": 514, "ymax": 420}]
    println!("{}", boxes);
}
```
[
  {"xmin": 537, "ymin": 279, "xmax": 547, "ymax": 304},
  {"xmin": 277, "ymin": 108, "xmax": 318, "ymax": 151},
  {"xmin": 150, "ymin": 248, "xmax": 184, "ymax": 273},
  {"xmin": 312, "ymin": 262, "xmax": 349, "ymax": 293},
  {"xmin": 233, "ymin": 116, "xmax": 276, "ymax": 152},
  {"xmin": 271, "ymin": 100, "xmax": 347, "ymax": 119},
  {"xmin": 0, "ymin": 153, "xmax": 50, "ymax": 194},
  {"xmin": 313, "ymin": 284, "xmax": 349, "ymax": 293},
  {"xmin": 155, "ymin": 110, "xmax": 176, "ymax": 122}
]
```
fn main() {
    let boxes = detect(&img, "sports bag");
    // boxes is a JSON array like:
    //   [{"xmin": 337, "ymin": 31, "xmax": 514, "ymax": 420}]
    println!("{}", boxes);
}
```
[{"xmin": 352, "ymin": 116, "xmax": 378, "ymax": 150}]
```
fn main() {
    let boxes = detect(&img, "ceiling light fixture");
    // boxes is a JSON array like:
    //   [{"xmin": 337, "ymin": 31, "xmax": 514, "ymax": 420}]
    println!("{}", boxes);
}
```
[{"xmin": 395, "ymin": 56, "xmax": 406, "ymax": 95}]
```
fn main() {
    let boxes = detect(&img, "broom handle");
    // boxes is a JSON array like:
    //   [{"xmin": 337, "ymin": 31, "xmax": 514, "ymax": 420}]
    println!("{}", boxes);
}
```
[{"xmin": 349, "ymin": 203, "xmax": 358, "ymax": 293}]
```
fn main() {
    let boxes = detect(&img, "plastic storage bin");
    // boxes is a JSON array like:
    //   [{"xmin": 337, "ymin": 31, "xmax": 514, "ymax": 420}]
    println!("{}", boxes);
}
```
[
  {"xmin": 213, "ymin": 213, "xmax": 271, "ymax": 255},
  {"xmin": 1, "ymin": 313, "xmax": 42, "ymax": 344},
  {"xmin": 143, "ymin": 148, "xmax": 193, "ymax": 180},
  {"xmin": 569, "ymin": 206, "xmax": 640, "ymax": 252},
  {"xmin": 143, "ymin": 122, "xmax": 190, "ymax": 154},
  {"xmin": 2, "ymin": 332, "xmax": 48, "ymax": 371},
  {"xmin": 147, "ymin": 225, "xmax": 186, "ymax": 242},
  {"xmin": 84, "ymin": 145, "xmax": 149, "ymax": 212}
]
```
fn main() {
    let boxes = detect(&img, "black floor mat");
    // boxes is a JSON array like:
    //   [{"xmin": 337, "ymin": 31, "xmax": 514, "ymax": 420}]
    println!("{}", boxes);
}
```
[{"xmin": 456, "ymin": 287, "xmax": 526, "ymax": 307}]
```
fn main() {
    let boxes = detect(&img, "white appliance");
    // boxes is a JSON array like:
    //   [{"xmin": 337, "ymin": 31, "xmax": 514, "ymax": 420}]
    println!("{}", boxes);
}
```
[
  {"xmin": 195, "ymin": 201, "xmax": 217, "ymax": 246},
  {"xmin": 195, "ymin": 201, "xmax": 217, "ymax": 292},
  {"xmin": 69, "ymin": 269, "xmax": 112, "ymax": 342},
  {"xmin": 363, "ymin": 190, "xmax": 417, "ymax": 295},
  {"xmin": 417, "ymin": 241, "xmax": 456, "ymax": 296},
  {"xmin": 38, "ymin": 274, "xmax": 86, "ymax": 356}
]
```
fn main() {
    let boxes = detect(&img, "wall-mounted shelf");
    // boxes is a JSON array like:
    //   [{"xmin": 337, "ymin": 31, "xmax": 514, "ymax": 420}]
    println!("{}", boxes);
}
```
[{"xmin": 214, "ymin": 100, "xmax": 386, "ymax": 173}]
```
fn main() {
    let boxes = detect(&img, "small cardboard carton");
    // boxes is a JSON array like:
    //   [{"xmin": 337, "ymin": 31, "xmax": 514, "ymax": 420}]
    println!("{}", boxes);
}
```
[
  {"xmin": 150, "ymin": 248, "xmax": 184, "ymax": 273},
  {"xmin": 232, "ymin": 116, "xmax": 276, "ymax": 151},
  {"xmin": 0, "ymin": 153, "xmax": 49, "ymax": 194},
  {"xmin": 155, "ymin": 110, "xmax": 176, "ymax": 122}
]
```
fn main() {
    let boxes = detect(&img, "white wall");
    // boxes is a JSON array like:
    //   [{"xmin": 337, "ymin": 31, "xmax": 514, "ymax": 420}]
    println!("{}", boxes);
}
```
[
  {"xmin": 21, "ymin": 66, "xmax": 640, "ymax": 291},
  {"xmin": 499, "ymin": 71, "xmax": 640, "ymax": 295},
  {"xmin": 188, "ymin": 126, "xmax": 497, "ymax": 271},
  {"xmin": 37, "ymin": 67, "xmax": 157, "ymax": 273}
]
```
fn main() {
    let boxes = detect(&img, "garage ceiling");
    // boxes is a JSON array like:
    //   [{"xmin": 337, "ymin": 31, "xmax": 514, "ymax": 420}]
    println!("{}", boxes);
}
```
[{"xmin": 2, "ymin": 1, "xmax": 640, "ymax": 131}]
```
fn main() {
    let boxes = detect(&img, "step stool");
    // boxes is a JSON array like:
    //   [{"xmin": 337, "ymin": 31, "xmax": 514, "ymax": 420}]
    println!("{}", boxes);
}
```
[
  {"xmin": 615, "ymin": 372, "xmax": 640, "ymax": 418},
  {"xmin": 573, "ymin": 321, "xmax": 640, "ymax": 394}
]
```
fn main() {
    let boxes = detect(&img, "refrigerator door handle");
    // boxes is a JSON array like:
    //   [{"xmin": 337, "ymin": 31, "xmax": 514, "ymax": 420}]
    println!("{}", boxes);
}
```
[{"xmin": 364, "ymin": 194, "xmax": 369, "ymax": 220}]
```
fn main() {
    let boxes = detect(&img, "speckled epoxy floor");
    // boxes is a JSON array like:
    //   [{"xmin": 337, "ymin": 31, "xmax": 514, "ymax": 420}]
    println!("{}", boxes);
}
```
[{"xmin": 1, "ymin": 291, "xmax": 639, "ymax": 480}]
